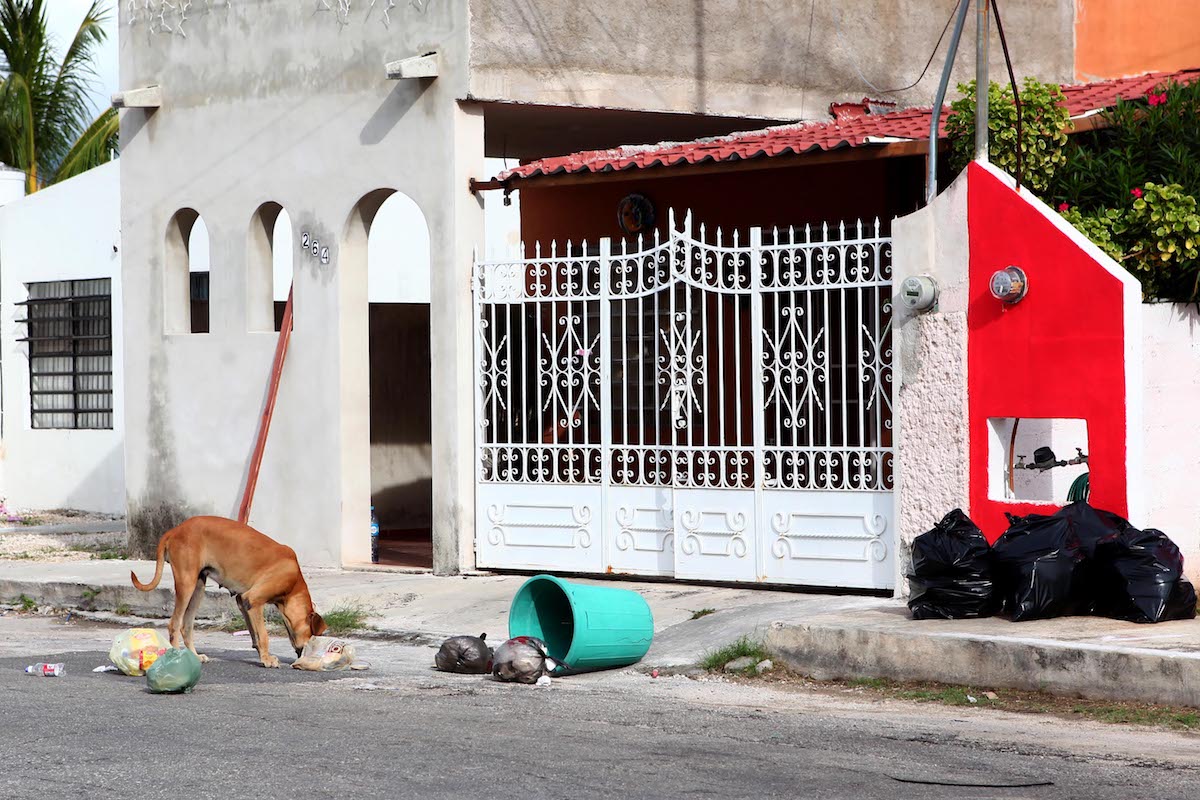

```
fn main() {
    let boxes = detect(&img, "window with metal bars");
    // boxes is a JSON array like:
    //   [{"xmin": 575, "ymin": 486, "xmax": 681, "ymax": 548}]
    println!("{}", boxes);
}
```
[{"xmin": 19, "ymin": 278, "xmax": 113, "ymax": 429}]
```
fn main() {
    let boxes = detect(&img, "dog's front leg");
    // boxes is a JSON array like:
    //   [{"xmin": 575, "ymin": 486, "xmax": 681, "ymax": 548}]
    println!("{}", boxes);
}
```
[{"xmin": 245, "ymin": 600, "xmax": 279, "ymax": 668}]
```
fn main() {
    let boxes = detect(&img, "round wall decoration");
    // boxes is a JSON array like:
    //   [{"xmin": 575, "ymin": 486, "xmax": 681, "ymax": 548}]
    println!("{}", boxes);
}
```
[{"xmin": 616, "ymin": 193, "xmax": 655, "ymax": 236}]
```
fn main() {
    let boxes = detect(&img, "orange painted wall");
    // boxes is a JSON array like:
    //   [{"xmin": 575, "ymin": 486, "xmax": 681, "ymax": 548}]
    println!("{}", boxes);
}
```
[{"xmin": 1075, "ymin": 0, "xmax": 1200, "ymax": 80}]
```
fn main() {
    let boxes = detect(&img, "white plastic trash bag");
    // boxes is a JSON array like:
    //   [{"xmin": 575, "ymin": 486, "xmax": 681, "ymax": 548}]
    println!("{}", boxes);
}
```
[
  {"xmin": 109, "ymin": 628, "xmax": 171, "ymax": 676},
  {"xmin": 292, "ymin": 636, "xmax": 368, "ymax": 672}
]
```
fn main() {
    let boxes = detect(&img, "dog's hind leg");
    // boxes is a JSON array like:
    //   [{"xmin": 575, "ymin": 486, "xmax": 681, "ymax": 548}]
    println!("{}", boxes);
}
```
[
  {"xmin": 168, "ymin": 565, "xmax": 197, "ymax": 650},
  {"xmin": 182, "ymin": 580, "xmax": 210, "ymax": 663}
]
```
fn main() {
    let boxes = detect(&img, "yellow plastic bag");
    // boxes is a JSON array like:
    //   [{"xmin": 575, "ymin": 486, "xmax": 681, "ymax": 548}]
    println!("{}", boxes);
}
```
[{"xmin": 109, "ymin": 628, "xmax": 171, "ymax": 676}]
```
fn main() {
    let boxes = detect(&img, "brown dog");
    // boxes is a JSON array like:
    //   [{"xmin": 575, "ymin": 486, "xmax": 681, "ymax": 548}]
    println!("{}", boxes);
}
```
[{"xmin": 131, "ymin": 516, "xmax": 327, "ymax": 668}]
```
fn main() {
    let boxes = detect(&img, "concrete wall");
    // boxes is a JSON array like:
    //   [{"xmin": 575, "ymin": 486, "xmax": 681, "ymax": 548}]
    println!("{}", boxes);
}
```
[
  {"xmin": 1142, "ymin": 303, "xmax": 1200, "ymax": 577},
  {"xmin": 891, "ymin": 169, "xmax": 971, "ymax": 594},
  {"xmin": 468, "ymin": 0, "xmax": 1077, "ymax": 120},
  {"xmin": 0, "ymin": 162, "xmax": 125, "ymax": 514},
  {"xmin": 119, "ymin": 1, "xmax": 481, "ymax": 569}
]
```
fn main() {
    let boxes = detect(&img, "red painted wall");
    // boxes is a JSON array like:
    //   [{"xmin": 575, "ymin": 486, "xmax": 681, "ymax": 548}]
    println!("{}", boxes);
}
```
[{"xmin": 967, "ymin": 163, "xmax": 1129, "ymax": 541}]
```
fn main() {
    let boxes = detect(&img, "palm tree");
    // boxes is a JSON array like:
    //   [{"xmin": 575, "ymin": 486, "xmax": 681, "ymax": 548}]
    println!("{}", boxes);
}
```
[{"xmin": 0, "ymin": 0, "xmax": 117, "ymax": 193}]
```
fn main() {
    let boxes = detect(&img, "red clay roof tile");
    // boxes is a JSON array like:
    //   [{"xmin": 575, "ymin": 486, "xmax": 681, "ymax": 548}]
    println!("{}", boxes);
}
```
[{"xmin": 496, "ymin": 70, "xmax": 1200, "ymax": 183}]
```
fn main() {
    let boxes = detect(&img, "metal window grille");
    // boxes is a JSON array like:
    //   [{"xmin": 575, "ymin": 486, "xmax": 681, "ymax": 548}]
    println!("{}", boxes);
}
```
[{"xmin": 19, "ymin": 278, "xmax": 113, "ymax": 430}]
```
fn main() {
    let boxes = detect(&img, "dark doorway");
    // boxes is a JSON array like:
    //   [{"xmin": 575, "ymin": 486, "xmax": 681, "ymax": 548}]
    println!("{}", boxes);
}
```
[{"xmin": 369, "ymin": 302, "xmax": 433, "ymax": 568}]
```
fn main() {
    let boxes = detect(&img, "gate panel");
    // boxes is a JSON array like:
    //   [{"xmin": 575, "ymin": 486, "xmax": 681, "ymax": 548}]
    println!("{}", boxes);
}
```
[{"xmin": 474, "ymin": 213, "xmax": 894, "ymax": 589}]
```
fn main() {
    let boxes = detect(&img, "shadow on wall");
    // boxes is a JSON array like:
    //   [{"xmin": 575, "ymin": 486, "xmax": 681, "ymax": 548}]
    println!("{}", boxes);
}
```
[
  {"xmin": 372, "ymin": 477, "xmax": 433, "ymax": 530},
  {"xmin": 360, "ymin": 80, "xmax": 429, "ymax": 146}
]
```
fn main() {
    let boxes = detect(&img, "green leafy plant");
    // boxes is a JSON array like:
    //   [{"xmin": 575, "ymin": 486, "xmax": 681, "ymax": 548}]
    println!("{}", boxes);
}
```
[
  {"xmin": 17, "ymin": 593, "xmax": 35, "ymax": 612},
  {"xmin": 945, "ymin": 78, "xmax": 1071, "ymax": 193},
  {"xmin": 1061, "ymin": 183, "xmax": 1200, "ymax": 300}
]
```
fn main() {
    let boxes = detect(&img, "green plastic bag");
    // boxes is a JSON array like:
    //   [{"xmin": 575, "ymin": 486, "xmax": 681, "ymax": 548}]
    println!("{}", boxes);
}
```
[{"xmin": 145, "ymin": 648, "xmax": 203, "ymax": 694}]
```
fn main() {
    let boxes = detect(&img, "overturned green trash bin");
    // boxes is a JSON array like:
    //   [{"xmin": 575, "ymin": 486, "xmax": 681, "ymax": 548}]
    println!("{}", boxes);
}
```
[{"xmin": 508, "ymin": 574, "xmax": 654, "ymax": 673}]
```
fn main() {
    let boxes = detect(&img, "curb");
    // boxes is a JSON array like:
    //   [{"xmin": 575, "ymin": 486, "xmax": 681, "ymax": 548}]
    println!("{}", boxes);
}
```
[
  {"xmin": 0, "ymin": 578, "xmax": 237, "ymax": 619},
  {"xmin": 766, "ymin": 621, "xmax": 1200, "ymax": 708}
]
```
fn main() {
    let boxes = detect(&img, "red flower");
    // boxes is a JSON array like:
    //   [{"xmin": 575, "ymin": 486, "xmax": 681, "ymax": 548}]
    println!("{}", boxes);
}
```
[
  {"xmin": 1058, "ymin": 202, "xmax": 1070, "ymax": 212},
  {"xmin": 1147, "ymin": 91, "xmax": 1168, "ymax": 106},
  {"xmin": 1131, "ymin": 187, "xmax": 1144, "ymax": 199}
]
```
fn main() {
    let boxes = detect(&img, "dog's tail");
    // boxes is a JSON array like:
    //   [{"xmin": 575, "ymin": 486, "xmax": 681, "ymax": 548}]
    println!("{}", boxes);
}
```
[{"xmin": 131, "ymin": 528, "xmax": 174, "ymax": 591}]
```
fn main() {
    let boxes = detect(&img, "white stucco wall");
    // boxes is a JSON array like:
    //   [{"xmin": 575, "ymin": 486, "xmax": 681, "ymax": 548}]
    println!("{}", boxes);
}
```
[
  {"xmin": 891, "ymin": 170, "xmax": 971, "ymax": 595},
  {"xmin": 0, "ymin": 162, "xmax": 125, "ymax": 514},
  {"xmin": 1142, "ymin": 303, "xmax": 1200, "ymax": 577}
]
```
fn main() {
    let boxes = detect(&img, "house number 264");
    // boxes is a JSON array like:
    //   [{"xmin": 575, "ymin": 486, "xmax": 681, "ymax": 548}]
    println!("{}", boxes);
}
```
[{"xmin": 301, "ymin": 232, "xmax": 330, "ymax": 265}]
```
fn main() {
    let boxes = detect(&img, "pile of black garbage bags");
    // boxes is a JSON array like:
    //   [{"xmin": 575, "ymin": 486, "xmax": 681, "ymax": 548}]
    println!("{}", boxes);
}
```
[{"xmin": 908, "ymin": 502, "xmax": 1197, "ymax": 623}]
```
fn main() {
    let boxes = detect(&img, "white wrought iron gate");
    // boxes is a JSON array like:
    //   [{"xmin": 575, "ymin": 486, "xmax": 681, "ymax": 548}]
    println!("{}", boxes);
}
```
[{"xmin": 473, "ymin": 211, "xmax": 895, "ymax": 589}]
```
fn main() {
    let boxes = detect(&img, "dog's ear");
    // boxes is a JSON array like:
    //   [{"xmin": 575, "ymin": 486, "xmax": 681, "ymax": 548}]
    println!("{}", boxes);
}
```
[{"xmin": 310, "ymin": 611, "xmax": 327, "ymax": 635}]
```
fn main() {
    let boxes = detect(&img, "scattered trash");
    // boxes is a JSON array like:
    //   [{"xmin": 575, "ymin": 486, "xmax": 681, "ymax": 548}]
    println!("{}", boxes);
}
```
[
  {"xmin": 145, "ymin": 648, "xmax": 202, "ymax": 694},
  {"xmin": 650, "ymin": 669, "xmax": 659, "ymax": 679},
  {"xmin": 907, "ymin": 509, "xmax": 998, "ymax": 619},
  {"xmin": 492, "ymin": 636, "xmax": 559, "ymax": 684},
  {"xmin": 535, "ymin": 674, "xmax": 552, "ymax": 687},
  {"xmin": 967, "ymin": 694, "xmax": 977, "ymax": 704},
  {"xmin": 25, "ymin": 662, "xmax": 64, "ymax": 677},
  {"xmin": 92, "ymin": 665, "xmax": 119, "ymax": 673},
  {"xmin": 353, "ymin": 682, "xmax": 383, "ymax": 691},
  {"xmin": 755, "ymin": 659, "xmax": 774, "ymax": 675},
  {"xmin": 292, "ymin": 636, "xmax": 362, "ymax": 672},
  {"xmin": 434, "ymin": 633, "xmax": 492, "ymax": 674},
  {"xmin": 109, "ymin": 628, "xmax": 171, "ymax": 676},
  {"xmin": 983, "ymin": 691, "xmax": 999, "ymax": 701},
  {"xmin": 232, "ymin": 630, "xmax": 251, "ymax": 637}
]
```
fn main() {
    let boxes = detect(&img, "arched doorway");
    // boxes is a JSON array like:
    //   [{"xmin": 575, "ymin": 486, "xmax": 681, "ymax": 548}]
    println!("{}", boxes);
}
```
[{"xmin": 347, "ymin": 189, "xmax": 433, "ymax": 568}]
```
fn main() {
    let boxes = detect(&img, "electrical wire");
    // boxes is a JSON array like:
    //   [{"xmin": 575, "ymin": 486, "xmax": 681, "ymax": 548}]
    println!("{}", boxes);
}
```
[
  {"xmin": 991, "ymin": 0, "xmax": 1023, "ymax": 191},
  {"xmin": 830, "ymin": 0, "xmax": 963, "ymax": 96}
]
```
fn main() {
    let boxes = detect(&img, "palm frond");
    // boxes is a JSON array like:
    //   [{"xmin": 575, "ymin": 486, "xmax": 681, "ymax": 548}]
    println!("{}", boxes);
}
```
[{"xmin": 53, "ymin": 105, "xmax": 116, "ymax": 184}]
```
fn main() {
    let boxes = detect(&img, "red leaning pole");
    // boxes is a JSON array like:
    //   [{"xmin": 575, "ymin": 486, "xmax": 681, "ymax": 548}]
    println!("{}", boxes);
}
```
[{"xmin": 237, "ymin": 285, "xmax": 294, "ymax": 524}]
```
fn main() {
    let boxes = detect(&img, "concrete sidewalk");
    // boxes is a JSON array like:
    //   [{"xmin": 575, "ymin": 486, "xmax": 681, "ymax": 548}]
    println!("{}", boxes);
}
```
[{"xmin": 4, "ymin": 559, "xmax": 1200, "ymax": 706}]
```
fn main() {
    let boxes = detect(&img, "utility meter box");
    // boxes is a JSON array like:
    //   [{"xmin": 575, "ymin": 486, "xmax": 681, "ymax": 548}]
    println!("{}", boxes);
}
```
[{"xmin": 900, "ymin": 275, "xmax": 938, "ymax": 312}]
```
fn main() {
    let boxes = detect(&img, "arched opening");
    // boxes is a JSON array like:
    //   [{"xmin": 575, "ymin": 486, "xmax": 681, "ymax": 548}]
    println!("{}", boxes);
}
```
[
  {"xmin": 246, "ymin": 202, "xmax": 294, "ymax": 332},
  {"xmin": 341, "ymin": 189, "xmax": 433, "ymax": 568},
  {"xmin": 164, "ymin": 209, "xmax": 210, "ymax": 334}
]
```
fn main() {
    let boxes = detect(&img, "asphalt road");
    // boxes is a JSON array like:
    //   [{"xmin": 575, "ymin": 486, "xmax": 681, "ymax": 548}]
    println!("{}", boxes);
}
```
[{"xmin": 2, "ymin": 615, "xmax": 1200, "ymax": 799}]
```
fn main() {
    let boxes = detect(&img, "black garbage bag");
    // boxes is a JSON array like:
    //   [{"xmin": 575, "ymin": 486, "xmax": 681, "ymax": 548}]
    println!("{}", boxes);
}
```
[
  {"xmin": 434, "ymin": 633, "xmax": 493, "ymax": 674},
  {"xmin": 907, "ymin": 509, "xmax": 998, "ymax": 620},
  {"xmin": 991, "ymin": 508, "xmax": 1092, "ymax": 621},
  {"xmin": 1093, "ymin": 526, "xmax": 1198, "ymax": 624}
]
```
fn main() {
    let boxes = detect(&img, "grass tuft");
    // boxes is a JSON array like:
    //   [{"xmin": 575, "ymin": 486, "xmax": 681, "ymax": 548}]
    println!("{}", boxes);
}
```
[
  {"xmin": 68, "ymin": 542, "xmax": 128, "ymax": 560},
  {"xmin": 699, "ymin": 635, "xmax": 769, "ymax": 672},
  {"xmin": 690, "ymin": 608, "xmax": 717, "ymax": 620},
  {"xmin": 321, "ymin": 602, "xmax": 372, "ymax": 636}
]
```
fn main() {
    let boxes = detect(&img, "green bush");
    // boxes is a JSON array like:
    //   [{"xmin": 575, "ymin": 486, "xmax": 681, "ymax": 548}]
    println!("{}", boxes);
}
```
[{"xmin": 945, "ymin": 78, "xmax": 1071, "ymax": 193}]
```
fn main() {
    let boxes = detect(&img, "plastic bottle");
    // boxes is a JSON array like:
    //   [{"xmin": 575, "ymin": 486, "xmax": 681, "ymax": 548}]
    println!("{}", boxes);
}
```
[
  {"xmin": 370, "ymin": 505, "xmax": 380, "ymax": 564},
  {"xmin": 25, "ymin": 663, "xmax": 64, "ymax": 677}
]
